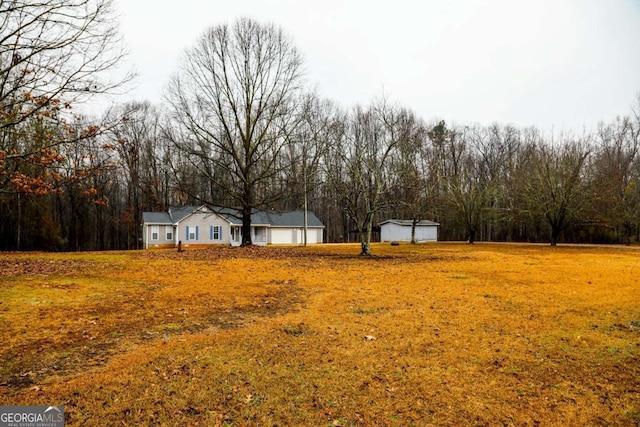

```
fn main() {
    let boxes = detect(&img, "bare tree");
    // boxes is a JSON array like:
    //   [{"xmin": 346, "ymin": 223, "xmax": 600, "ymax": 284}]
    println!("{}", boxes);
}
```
[
  {"xmin": 0, "ymin": 0, "xmax": 132, "ymax": 211},
  {"xmin": 0, "ymin": 0, "xmax": 131, "ymax": 131},
  {"xmin": 281, "ymin": 95, "xmax": 340, "ymax": 245},
  {"xmin": 105, "ymin": 102, "xmax": 170, "ymax": 248},
  {"xmin": 387, "ymin": 114, "xmax": 431, "ymax": 243},
  {"xmin": 526, "ymin": 133, "xmax": 591, "ymax": 246},
  {"xmin": 166, "ymin": 18, "xmax": 305, "ymax": 246},
  {"xmin": 428, "ymin": 121, "xmax": 490, "ymax": 243},
  {"xmin": 589, "ymin": 116, "xmax": 639, "ymax": 243},
  {"xmin": 474, "ymin": 124, "xmax": 521, "ymax": 241},
  {"xmin": 57, "ymin": 115, "xmax": 118, "ymax": 251},
  {"xmin": 331, "ymin": 99, "xmax": 421, "ymax": 255}
]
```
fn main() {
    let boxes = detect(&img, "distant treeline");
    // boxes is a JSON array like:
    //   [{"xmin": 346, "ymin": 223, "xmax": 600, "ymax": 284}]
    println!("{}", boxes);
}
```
[
  {"xmin": 1, "ymin": 99, "xmax": 639, "ymax": 251},
  {"xmin": 1, "ymin": 5, "xmax": 638, "ymax": 251}
]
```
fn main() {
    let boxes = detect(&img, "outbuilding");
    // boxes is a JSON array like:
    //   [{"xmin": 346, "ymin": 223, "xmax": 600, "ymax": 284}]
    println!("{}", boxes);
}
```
[{"xmin": 379, "ymin": 219, "xmax": 439, "ymax": 243}]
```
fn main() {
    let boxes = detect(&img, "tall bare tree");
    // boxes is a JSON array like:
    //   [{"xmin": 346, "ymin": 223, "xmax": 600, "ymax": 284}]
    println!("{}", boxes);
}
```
[
  {"xmin": 281, "ymin": 95, "xmax": 340, "ymax": 244},
  {"xmin": 473, "ymin": 124, "xmax": 521, "ymax": 241},
  {"xmin": 166, "ymin": 18, "xmax": 305, "ymax": 246},
  {"xmin": 0, "ymin": 0, "xmax": 131, "ymax": 251},
  {"xmin": 0, "ymin": 0, "xmax": 131, "ymax": 138},
  {"xmin": 331, "ymin": 99, "xmax": 421, "ymax": 255},
  {"xmin": 428, "ymin": 122, "xmax": 490, "ymax": 243},
  {"xmin": 526, "ymin": 134, "xmax": 591, "ymax": 246},
  {"xmin": 105, "ymin": 102, "xmax": 172, "ymax": 248},
  {"xmin": 387, "ymin": 114, "xmax": 431, "ymax": 243},
  {"xmin": 589, "ymin": 116, "xmax": 640, "ymax": 243}
]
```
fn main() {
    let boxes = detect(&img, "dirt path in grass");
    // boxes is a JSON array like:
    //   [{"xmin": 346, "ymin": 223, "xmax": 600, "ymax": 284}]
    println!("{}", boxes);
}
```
[
  {"xmin": 1, "ymin": 244, "xmax": 639, "ymax": 426},
  {"xmin": 0, "ymin": 248, "xmax": 307, "ymax": 395}
]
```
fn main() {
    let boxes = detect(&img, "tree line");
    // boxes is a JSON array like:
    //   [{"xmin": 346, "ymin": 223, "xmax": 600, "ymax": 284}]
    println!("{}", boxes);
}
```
[{"xmin": 1, "ymin": 5, "xmax": 639, "ymax": 252}]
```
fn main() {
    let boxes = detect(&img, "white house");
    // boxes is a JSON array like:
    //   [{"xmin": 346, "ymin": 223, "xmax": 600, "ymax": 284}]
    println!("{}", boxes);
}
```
[
  {"xmin": 379, "ymin": 219, "xmax": 439, "ymax": 243},
  {"xmin": 142, "ymin": 205, "xmax": 324, "ymax": 249}
]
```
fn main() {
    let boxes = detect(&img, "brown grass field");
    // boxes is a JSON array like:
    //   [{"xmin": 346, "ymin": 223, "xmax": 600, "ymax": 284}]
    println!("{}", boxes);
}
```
[{"xmin": 0, "ymin": 243, "xmax": 639, "ymax": 426}]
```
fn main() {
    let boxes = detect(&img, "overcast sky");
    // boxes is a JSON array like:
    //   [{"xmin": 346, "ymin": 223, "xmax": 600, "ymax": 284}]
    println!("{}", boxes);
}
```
[{"xmin": 111, "ymin": 0, "xmax": 640, "ymax": 133}]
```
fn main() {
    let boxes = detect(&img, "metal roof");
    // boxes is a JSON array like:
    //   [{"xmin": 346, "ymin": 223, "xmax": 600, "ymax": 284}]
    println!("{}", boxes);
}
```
[
  {"xmin": 142, "ymin": 212, "xmax": 172, "ymax": 224},
  {"xmin": 378, "ymin": 219, "xmax": 440, "ymax": 227},
  {"xmin": 143, "ymin": 205, "xmax": 324, "ymax": 228},
  {"xmin": 257, "ymin": 210, "xmax": 324, "ymax": 227},
  {"xmin": 168, "ymin": 205, "xmax": 202, "ymax": 223}
]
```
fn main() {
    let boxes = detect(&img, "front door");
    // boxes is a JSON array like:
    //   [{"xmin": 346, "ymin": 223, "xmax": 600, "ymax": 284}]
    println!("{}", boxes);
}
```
[{"xmin": 230, "ymin": 226, "xmax": 241, "ymax": 246}]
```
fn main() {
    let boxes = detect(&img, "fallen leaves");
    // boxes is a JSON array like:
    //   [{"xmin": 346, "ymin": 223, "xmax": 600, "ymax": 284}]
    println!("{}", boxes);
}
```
[
  {"xmin": 0, "ymin": 253, "xmax": 304, "ymax": 394},
  {"xmin": 1, "ymin": 243, "xmax": 639, "ymax": 426},
  {"xmin": 0, "ymin": 258, "xmax": 103, "ymax": 277}
]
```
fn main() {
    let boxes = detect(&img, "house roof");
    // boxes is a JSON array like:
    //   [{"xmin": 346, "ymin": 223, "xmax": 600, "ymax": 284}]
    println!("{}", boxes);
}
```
[
  {"xmin": 143, "ymin": 205, "xmax": 324, "ymax": 228},
  {"xmin": 168, "ymin": 205, "xmax": 200, "ymax": 223},
  {"xmin": 379, "ymin": 219, "xmax": 440, "ymax": 227},
  {"xmin": 142, "ymin": 212, "xmax": 172, "ymax": 224},
  {"xmin": 220, "ymin": 208, "xmax": 324, "ymax": 228},
  {"xmin": 259, "ymin": 210, "xmax": 324, "ymax": 228}
]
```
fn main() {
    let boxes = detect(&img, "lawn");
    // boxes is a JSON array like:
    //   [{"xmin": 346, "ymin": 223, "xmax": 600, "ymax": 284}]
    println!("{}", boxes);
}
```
[{"xmin": 0, "ymin": 243, "xmax": 639, "ymax": 426}]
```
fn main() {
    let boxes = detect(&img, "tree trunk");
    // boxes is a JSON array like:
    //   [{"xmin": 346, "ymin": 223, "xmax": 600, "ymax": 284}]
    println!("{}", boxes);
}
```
[
  {"xmin": 360, "ymin": 214, "xmax": 374, "ymax": 256},
  {"xmin": 360, "ymin": 241, "xmax": 371, "ymax": 256},
  {"xmin": 303, "ymin": 177, "xmax": 308, "ymax": 246},
  {"xmin": 411, "ymin": 218, "xmax": 418, "ymax": 244},
  {"xmin": 241, "ymin": 180, "xmax": 254, "ymax": 246},
  {"xmin": 241, "ymin": 205, "xmax": 252, "ymax": 246},
  {"xmin": 550, "ymin": 227, "xmax": 560, "ymax": 246},
  {"xmin": 468, "ymin": 228, "xmax": 476, "ymax": 244},
  {"xmin": 16, "ymin": 193, "xmax": 21, "ymax": 251},
  {"xmin": 548, "ymin": 211, "xmax": 565, "ymax": 247},
  {"xmin": 623, "ymin": 222, "xmax": 632, "ymax": 245}
]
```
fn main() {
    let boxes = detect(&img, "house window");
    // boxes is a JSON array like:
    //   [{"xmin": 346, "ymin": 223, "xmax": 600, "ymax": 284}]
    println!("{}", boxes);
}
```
[
  {"xmin": 166, "ymin": 227, "xmax": 173, "ymax": 241},
  {"xmin": 210, "ymin": 225, "xmax": 222, "ymax": 240},
  {"xmin": 186, "ymin": 225, "xmax": 198, "ymax": 241},
  {"xmin": 151, "ymin": 225, "xmax": 159, "ymax": 240}
]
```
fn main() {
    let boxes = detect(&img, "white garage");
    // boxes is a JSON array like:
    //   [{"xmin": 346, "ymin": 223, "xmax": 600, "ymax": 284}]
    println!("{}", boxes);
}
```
[
  {"xmin": 268, "ymin": 227, "xmax": 323, "ymax": 245},
  {"xmin": 259, "ymin": 210, "xmax": 325, "ymax": 245},
  {"xmin": 379, "ymin": 219, "xmax": 439, "ymax": 242}
]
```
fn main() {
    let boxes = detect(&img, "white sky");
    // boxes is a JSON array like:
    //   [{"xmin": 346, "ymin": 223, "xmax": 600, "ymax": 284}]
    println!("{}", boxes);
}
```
[{"xmin": 109, "ymin": 0, "xmax": 640, "ymax": 132}]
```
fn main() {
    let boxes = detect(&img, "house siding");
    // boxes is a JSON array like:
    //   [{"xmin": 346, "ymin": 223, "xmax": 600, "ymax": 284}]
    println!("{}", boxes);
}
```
[
  {"xmin": 380, "ymin": 223, "xmax": 438, "ymax": 242},
  {"xmin": 179, "ymin": 211, "xmax": 231, "ymax": 246},
  {"xmin": 270, "ymin": 228, "xmax": 294, "ymax": 245},
  {"xmin": 142, "ymin": 206, "xmax": 326, "ymax": 249},
  {"xmin": 144, "ymin": 224, "xmax": 175, "ymax": 248},
  {"xmin": 228, "ymin": 225, "xmax": 268, "ymax": 247},
  {"xmin": 269, "ymin": 227, "xmax": 323, "ymax": 245},
  {"xmin": 303, "ymin": 228, "xmax": 323, "ymax": 244}
]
